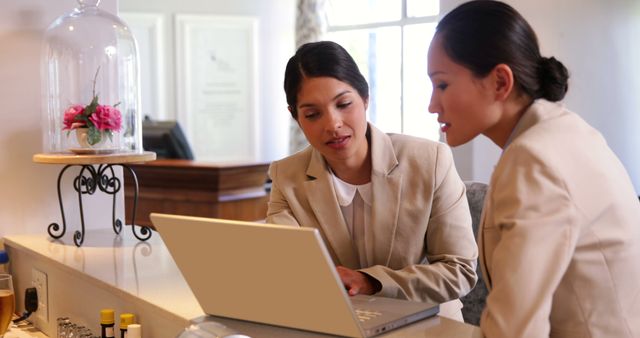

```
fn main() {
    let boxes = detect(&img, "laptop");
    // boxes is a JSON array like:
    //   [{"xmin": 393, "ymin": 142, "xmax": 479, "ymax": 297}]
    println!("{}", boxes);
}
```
[{"xmin": 150, "ymin": 213, "xmax": 440, "ymax": 337}]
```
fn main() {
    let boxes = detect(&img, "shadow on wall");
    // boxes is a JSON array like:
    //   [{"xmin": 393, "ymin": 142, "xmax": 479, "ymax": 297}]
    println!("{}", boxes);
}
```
[
  {"xmin": 0, "ymin": 127, "xmax": 124, "ymax": 240},
  {"xmin": 0, "ymin": 7, "xmax": 57, "ymax": 237},
  {"xmin": 0, "ymin": 127, "xmax": 63, "ymax": 237}
]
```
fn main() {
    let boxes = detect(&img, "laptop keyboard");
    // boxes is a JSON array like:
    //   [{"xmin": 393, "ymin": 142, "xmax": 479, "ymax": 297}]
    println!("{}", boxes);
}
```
[{"xmin": 355, "ymin": 308, "xmax": 383, "ymax": 322}]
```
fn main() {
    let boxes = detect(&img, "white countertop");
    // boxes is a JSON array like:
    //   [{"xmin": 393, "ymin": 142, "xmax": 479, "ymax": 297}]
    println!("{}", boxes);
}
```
[
  {"xmin": 4, "ymin": 229, "xmax": 483, "ymax": 338},
  {"xmin": 5, "ymin": 322, "xmax": 49, "ymax": 338},
  {"xmin": 5, "ymin": 228, "xmax": 205, "ymax": 322}
]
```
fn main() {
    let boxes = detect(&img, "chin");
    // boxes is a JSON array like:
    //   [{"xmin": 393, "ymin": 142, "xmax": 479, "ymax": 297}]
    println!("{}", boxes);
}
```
[{"xmin": 444, "ymin": 134, "xmax": 472, "ymax": 147}]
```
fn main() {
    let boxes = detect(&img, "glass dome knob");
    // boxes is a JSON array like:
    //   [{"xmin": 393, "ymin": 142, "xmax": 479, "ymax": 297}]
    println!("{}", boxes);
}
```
[{"xmin": 77, "ymin": 0, "xmax": 101, "ymax": 8}]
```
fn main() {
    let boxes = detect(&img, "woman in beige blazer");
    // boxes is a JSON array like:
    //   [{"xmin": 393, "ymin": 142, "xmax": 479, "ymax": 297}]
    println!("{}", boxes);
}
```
[
  {"xmin": 428, "ymin": 1, "xmax": 640, "ymax": 337},
  {"xmin": 267, "ymin": 41, "xmax": 478, "ymax": 320}
]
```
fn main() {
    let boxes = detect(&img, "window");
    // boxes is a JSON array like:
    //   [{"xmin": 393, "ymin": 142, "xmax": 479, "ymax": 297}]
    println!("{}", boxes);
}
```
[{"xmin": 326, "ymin": 0, "xmax": 440, "ymax": 141}]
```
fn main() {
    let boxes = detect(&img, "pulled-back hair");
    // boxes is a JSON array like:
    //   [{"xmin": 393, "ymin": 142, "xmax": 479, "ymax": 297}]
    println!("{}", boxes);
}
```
[
  {"xmin": 436, "ymin": 0, "xmax": 569, "ymax": 101},
  {"xmin": 284, "ymin": 41, "xmax": 369, "ymax": 119}
]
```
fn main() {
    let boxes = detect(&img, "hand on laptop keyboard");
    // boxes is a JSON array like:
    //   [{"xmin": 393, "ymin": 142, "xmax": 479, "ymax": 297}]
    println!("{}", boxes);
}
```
[{"xmin": 336, "ymin": 266, "xmax": 382, "ymax": 296}]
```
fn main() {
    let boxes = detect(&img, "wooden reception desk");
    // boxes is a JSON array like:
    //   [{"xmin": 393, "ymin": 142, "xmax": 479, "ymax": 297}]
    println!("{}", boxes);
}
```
[{"xmin": 123, "ymin": 159, "xmax": 270, "ymax": 228}]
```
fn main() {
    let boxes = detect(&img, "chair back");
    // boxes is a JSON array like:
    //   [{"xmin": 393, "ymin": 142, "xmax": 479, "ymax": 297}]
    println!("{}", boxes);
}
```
[{"xmin": 460, "ymin": 181, "xmax": 488, "ymax": 326}]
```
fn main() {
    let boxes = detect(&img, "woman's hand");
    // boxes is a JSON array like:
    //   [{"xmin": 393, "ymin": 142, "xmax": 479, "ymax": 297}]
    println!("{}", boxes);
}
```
[{"xmin": 336, "ymin": 266, "xmax": 382, "ymax": 296}]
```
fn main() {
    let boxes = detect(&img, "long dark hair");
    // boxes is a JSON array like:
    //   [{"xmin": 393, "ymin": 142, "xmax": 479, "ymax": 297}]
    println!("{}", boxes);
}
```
[
  {"xmin": 283, "ymin": 41, "xmax": 369, "ymax": 119},
  {"xmin": 436, "ymin": 0, "xmax": 568, "ymax": 101}
]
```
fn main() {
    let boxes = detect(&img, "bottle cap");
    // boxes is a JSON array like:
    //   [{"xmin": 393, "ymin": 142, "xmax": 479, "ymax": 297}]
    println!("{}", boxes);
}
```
[
  {"xmin": 120, "ymin": 313, "xmax": 135, "ymax": 329},
  {"xmin": 0, "ymin": 251, "xmax": 8, "ymax": 264},
  {"xmin": 100, "ymin": 309, "xmax": 115, "ymax": 325},
  {"xmin": 127, "ymin": 324, "xmax": 141, "ymax": 338}
]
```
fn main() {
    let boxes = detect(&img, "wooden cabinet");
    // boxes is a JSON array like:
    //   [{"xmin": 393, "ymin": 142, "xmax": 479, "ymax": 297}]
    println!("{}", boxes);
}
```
[{"xmin": 123, "ymin": 160, "xmax": 270, "ymax": 228}]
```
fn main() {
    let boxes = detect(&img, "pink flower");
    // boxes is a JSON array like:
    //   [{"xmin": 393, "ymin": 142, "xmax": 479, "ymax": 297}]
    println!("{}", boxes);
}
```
[
  {"xmin": 89, "ymin": 105, "xmax": 122, "ymax": 131},
  {"xmin": 62, "ymin": 105, "xmax": 85, "ymax": 130}
]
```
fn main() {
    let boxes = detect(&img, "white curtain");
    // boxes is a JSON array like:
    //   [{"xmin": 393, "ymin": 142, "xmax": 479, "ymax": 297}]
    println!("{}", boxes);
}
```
[{"xmin": 289, "ymin": 0, "xmax": 327, "ymax": 154}]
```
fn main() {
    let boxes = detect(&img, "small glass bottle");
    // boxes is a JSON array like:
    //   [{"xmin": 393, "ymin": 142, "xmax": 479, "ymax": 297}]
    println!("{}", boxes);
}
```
[
  {"xmin": 57, "ymin": 317, "xmax": 70, "ymax": 338},
  {"xmin": 78, "ymin": 326, "xmax": 93, "ymax": 338},
  {"xmin": 119, "ymin": 313, "xmax": 135, "ymax": 338},
  {"xmin": 100, "ymin": 309, "xmax": 115, "ymax": 338},
  {"xmin": 126, "ymin": 324, "xmax": 141, "ymax": 338},
  {"xmin": 67, "ymin": 323, "xmax": 78, "ymax": 338},
  {"xmin": 61, "ymin": 321, "xmax": 74, "ymax": 338},
  {"xmin": 72, "ymin": 325, "xmax": 88, "ymax": 338}
]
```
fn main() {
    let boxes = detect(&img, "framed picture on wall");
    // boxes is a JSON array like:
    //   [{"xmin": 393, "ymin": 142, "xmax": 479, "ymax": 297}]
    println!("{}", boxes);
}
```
[
  {"xmin": 120, "ymin": 12, "xmax": 167, "ymax": 121},
  {"xmin": 175, "ymin": 14, "xmax": 259, "ymax": 162}
]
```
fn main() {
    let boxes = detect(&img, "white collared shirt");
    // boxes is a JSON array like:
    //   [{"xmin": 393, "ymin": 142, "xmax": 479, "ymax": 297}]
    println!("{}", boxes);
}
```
[{"xmin": 331, "ymin": 172, "xmax": 372, "ymax": 268}]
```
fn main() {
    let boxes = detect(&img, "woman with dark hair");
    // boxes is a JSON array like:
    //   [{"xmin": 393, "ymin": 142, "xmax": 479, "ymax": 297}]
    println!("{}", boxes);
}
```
[
  {"xmin": 428, "ymin": 1, "xmax": 640, "ymax": 337},
  {"xmin": 267, "ymin": 40, "xmax": 478, "ymax": 320}
]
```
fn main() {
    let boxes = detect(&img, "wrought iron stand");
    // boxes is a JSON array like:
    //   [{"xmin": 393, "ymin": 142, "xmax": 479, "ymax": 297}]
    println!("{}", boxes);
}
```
[{"xmin": 33, "ymin": 152, "xmax": 156, "ymax": 247}]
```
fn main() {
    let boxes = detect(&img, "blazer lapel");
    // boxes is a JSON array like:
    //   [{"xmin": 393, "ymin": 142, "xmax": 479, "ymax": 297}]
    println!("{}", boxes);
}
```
[
  {"xmin": 304, "ymin": 149, "xmax": 359, "ymax": 268},
  {"xmin": 369, "ymin": 125, "xmax": 402, "ymax": 265}
]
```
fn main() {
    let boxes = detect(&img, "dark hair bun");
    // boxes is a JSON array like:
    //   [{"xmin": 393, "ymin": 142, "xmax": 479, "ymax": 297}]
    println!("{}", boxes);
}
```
[{"xmin": 537, "ymin": 56, "xmax": 569, "ymax": 102}]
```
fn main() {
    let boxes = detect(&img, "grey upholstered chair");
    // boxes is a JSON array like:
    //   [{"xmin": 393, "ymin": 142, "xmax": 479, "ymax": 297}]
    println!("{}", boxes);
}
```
[{"xmin": 460, "ymin": 181, "xmax": 489, "ymax": 326}]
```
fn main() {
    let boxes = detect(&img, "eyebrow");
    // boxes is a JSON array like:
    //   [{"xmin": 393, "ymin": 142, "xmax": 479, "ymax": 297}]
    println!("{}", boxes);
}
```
[
  {"xmin": 428, "ymin": 70, "xmax": 445, "ymax": 78},
  {"xmin": 298, "ymin": 90, "xmax": 352, "ymax": 109}
]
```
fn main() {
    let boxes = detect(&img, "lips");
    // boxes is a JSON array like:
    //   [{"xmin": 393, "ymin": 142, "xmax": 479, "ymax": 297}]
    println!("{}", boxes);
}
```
[
  {"xmin": 439, "ymin": 122, "xmax": 450, "ymax": 133},
  {"xmin": 326, "ymin": 135, "xmax": 350, "ymax": 149}
]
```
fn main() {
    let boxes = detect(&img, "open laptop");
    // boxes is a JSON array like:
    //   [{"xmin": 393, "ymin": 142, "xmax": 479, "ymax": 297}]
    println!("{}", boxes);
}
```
[{"xmin": 150, "ymin": 213, "xmax": 440, "ymax": 337}]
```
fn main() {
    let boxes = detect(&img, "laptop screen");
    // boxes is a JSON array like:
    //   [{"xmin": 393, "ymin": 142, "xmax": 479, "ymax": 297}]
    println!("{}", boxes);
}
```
[
  {"xmin": 151, "ymin": 213, "xmax": 439, "ymax": 337},
  {"xmin": 151, "ymin": 213, "xmax": 363, "ymax": 337}
]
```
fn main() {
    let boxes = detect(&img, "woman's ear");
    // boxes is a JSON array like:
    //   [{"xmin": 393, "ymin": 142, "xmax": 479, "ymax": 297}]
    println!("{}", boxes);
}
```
[{"xmin": 492, "ymin": 64, "xmax": 515, "ymax": 101}]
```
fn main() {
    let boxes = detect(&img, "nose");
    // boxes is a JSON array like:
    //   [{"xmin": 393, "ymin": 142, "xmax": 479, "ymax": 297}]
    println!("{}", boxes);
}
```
[
  {"xmin": 428, "ymin": 91, "xmax": 440, "ymax": 115},
  {"xmin": 325, "ymin": 109, "xmax": 343, "ymax": 131}
]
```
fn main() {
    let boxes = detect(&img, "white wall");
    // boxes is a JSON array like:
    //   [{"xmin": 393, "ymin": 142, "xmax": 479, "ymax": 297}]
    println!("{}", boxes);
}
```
[
  {"xmin": 529, "ymin": 0, "xmax": 640, "ymax": 194},
  {"xmin": 443, "ymin": 0, "xmax": 640, "ymax": 195},
  {"xmin": 119, "ymin": 0, "xmax": 295, "ymax": 163}
]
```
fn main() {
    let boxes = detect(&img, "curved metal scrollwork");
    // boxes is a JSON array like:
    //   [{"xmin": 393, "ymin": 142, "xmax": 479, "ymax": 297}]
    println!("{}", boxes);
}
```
[
  {"xmin": 48, "ymin": 165, "xmax": 73, "ymax": 239},
  {"xmin": 72, "ymin": 165, "xmax": 96, "ymax": 246},
  {"xmin": 47, "ymin": 222, "xmax": 64, "ymax": 239},
  {"xmin": 73, "ymin": 229, "xmax": 84, "ymax": 247},
  {"xmin": 47, "ymin": 163, "xmax": 152, "ymax": 247},
  {"xmin": 97, "ymin": 165, "xmax": 123, "ymax": 234},
  {"xmin": 121, "ymin": 165, "xmax": 152, "ymax": 241},
  {"xmin": 132, "ymin": 225, "xmax": 152, "ymax": 241},
  {"xmin": 73, "ymin": 165, "xmax": 98, "ymax": 194}
]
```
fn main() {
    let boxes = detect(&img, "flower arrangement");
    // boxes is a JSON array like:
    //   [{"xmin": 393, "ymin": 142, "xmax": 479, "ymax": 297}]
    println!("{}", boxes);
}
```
[{"xmin": 62, "ymin": 67, "xmax": 122, "ymax": 146}]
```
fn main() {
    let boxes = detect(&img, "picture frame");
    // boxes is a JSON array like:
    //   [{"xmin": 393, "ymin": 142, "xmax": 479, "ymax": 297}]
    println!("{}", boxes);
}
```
[
  {"xmin": 175, "ymin": 14, "xmax": 259, "ymax": 162},
  {"xmin": 119, "ymin": 12, "xmax": 167, "ymax": 121}
]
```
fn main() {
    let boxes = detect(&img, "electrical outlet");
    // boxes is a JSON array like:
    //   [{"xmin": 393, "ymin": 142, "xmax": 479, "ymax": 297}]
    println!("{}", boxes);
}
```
[{"xmin": 31, "ymin": 268, "xmax": 49, "ymax": 324}]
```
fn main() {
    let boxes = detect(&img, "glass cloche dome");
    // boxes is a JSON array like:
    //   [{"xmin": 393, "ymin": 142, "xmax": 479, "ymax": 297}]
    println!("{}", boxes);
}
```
[{"xmin": 41, "ymin": 0, "xmax": 142, "ymax": 154}]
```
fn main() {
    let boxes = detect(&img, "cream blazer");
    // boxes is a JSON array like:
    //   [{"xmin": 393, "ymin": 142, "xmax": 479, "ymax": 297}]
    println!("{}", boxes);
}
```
[
  {"xmin": 479, "ymin": 100, "xmax": 640, "ymax": 338},
  {"xmin": 267, "ymin": 124, "xmax": 478, "ymax": 317}
]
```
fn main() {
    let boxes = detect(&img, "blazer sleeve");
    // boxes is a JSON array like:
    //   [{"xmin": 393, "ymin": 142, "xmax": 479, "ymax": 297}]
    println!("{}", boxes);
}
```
[
  {"xmin": 480, "ymin": 144, "xmax": 581, "ymax": 338},
  {"xmin": 361, "ymin": 143, "xmax": 478, "ymax": 303},
  {"xmin": 265, "ymin": 161, "xmax": 301, "ymax": 226}
]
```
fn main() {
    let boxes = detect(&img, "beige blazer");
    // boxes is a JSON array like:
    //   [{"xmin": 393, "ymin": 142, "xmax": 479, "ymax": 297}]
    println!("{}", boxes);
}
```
[
  {"xmin": 267, "ymin": 124, "xmax": 478, "ymax": 316},
  {"xmin": 479, "ymin": 100, "xmax": 640, "ymax": 338}
]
